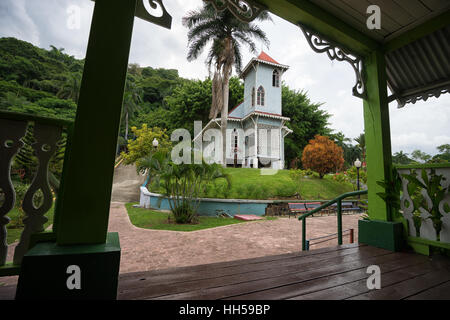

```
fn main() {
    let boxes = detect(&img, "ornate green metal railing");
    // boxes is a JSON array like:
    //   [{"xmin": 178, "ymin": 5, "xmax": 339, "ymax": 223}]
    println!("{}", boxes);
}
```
[
  {"xmin": 0, "ymin": 110, "xmax": 72, "ymax": 274},
  {"xmin": 298, "ymin": 189, "xmax": 368, "ymax": 251}
]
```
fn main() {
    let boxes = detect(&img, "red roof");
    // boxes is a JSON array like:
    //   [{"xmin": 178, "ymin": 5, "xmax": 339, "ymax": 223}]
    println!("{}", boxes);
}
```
[{"xmin": 257, "ymin": 51, "xmax": 280, "ymax": 65}]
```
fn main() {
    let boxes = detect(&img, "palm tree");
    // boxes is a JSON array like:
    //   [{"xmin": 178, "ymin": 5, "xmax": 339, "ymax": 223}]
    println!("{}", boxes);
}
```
[
  {"xmin": 392, "ymin": 151, "xmax": 412, "ymax": 165},
  {"xmin": 49, "ymin": 45, "xmax": 65, "ymax": 60},
  {"xmin": 137, "ymin": 150, "xmax": 169, "ymax": 189},
  {"xmin": 354, "ymin": 133, "xmax": 366, "ymax": 167},
  {"xmin": 183, "ymin": 4, "xmax": 270, "ymax": 166},
  {"xmin": 121, "ymin": 77, "xmax": 143, "ymax": 141},
  {"xmin": 57, "ymin": 72, "xmax": 82, "ymax": 103}
]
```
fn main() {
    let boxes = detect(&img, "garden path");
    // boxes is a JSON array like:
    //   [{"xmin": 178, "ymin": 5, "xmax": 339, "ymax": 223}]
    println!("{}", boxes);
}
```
[
  {"xmin": 108, "ymin": 202, "xmax": 361, "ymax": 274},
  {"xmin": 0, "ymin": 203, "xmax": 361, "ymax": 297}
]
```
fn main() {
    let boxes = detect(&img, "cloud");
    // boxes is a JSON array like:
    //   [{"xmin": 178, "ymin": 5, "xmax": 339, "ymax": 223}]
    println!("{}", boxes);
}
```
[
  {"xmin": 390, "ymin": 95, "xmax": 450, "ymax": 155},
  {"xmin": 0, "ymin": 0, "xmax": 40, "ymax": 45}
]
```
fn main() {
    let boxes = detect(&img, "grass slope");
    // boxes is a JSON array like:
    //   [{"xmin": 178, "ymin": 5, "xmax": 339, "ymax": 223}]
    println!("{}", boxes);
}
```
[{"xmin": 199, "ymin": 168, "xmax": 354, "ymax": 200}]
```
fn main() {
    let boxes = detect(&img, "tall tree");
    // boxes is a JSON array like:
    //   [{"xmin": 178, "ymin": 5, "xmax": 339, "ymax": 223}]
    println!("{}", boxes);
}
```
[
  {"xmin": 122, "ymin": 76, "xmax": 143, "ymax": 141},
  {"xmin": 282, "ymin": 84, "xmax": 331, "ymax": 168},
  {"xmin": 354, "ymin": 133, "xmax": 366, "ymax": 166},
  {"xmin": 411, "ymin": 149, "xmax": 432, "ymax": 163},
  {"xmin": 432, "ymin": 144, "xmax": 450, "ymax": 163},
  {"xmin": 183, "ymin": 3, "xmax": 270, "ymax": 166},
  {"xmin": 437, "ymin": 144, "xmax": 450, "ymax": 155},
  {"xmin": 329, "ymin": 131, "xmax": 361, "ymax": 167},
  {"xmin": 49, "ymin": 45, "xmax": 65, "ymax": 59},
  {"xmin": 392, "ymin": 151, "xmax": 412, "ymax": 165},
  {"xmin": 57, "ymin": 72, "xmax": 81, "ymax": 103},
  {"xmin": 301, "ymin": 135, "xmax": 344, "ymax": 178}
]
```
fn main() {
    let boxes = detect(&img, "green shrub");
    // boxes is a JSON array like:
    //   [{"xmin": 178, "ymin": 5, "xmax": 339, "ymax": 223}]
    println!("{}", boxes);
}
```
[
  {"xmin": 251, "ymin": 185, "xmax": 265, "ymax": 199},
  {"xmin": 290, "ymin": 169, "xmax": 320, "ymax": 180},
  {"xmin": 172, "ymin": 202, "xmax": 198, "ymax": 224},
  {"xmin": 260, "ymin": 185, "xmax": 271, "ymax": 199},
  {"xmin": 234, "ymin": 185, "xmax": 246, "ymax": 199},
  {"xmin": 332, "ymin": 172, "xmax": 350, "ymax": 183}
]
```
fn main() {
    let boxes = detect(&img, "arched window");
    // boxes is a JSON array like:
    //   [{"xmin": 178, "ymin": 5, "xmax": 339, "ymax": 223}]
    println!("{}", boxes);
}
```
[
  {"xmin": 251, "ymin": 87, "xmax": 255, "ymax": 106},
  {"xmin": 257, "ymin": 86, "xmax": 265, "ymax": 106},
  {"xmin": 272, "ymin": 69, "xmax": 280, "ymax": 87}
]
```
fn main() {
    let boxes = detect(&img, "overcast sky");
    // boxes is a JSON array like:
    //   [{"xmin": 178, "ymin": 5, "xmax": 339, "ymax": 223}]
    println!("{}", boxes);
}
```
[{"xmin": 1, "ymin": 0, "xmax": 449, "ymax": 156}]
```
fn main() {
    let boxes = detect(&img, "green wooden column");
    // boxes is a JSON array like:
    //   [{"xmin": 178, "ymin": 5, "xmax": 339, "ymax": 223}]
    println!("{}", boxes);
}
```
[
  {"xmin": 359, "ymin": 50, "xmax": 404, "ymax": 251},
  {"xmin": 55, "ymin": 0, "xmax": 137, "ymax": 245},
  {"xmin": 362, "ymin": 50, "xmax": 393, "ymax": 221}
]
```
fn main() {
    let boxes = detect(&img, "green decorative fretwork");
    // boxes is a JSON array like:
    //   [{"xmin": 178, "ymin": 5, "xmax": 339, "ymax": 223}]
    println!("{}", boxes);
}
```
[
  {"xmin": 298, "ymin": 23, "xmax": 367, "ymax": 100},
  {"xmin": 90, "ymin": 0, "xmax": 172, "ymax": 29},
  {"xmin": 204, "ymin": 0, "xmax": 267, "ymax": 23}
]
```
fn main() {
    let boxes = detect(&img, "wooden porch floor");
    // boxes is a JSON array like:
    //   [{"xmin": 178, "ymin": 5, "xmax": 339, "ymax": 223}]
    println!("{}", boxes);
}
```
[{"xmin": 117, "ymin": 243, "xmax": 450, "ymax": 300}]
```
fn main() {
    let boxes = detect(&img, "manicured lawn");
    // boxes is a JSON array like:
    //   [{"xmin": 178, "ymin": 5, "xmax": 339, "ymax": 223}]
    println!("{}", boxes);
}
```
[
  {"xmin": 202, "ymin": 168, "xmax": 355, "ymax": 200},
  {"xmin": 149, "ymin": 168, "xmax": 355, "ymax": 201},
  {"xmin": 6, "ymin": 205, "xmax": 54, "ymax": 244},
  {"xmin": 125, "ymin": 202, "xmax": 275, "ymax": 232}
]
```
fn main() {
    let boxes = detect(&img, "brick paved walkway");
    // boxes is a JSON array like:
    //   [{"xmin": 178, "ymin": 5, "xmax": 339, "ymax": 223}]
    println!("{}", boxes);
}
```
[
  {"xmin": 0, "ymin": 202, "xmax": 361, "ymax": 295},
  {"xmin": 108, "ymin": 202, "xmax": 361, "ymax": 274}
]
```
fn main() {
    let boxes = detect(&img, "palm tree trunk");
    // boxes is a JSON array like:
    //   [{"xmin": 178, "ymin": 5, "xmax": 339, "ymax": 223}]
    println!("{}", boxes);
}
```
[
  {"xmin": 221, "ymin": 77, "xmax": 229, "ymax": 167},
  {"xmin": 221, "ymin": 37, "xmax": 233, "ymax": 168},
  {"xmin": 125, "ymin": 111, "xmax": 129, "ymax": 141}
]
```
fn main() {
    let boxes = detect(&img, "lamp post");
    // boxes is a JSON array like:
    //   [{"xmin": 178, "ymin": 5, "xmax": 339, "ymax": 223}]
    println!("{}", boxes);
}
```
[
  {"xmin": 144, "ymin": 138, "xmax": 159, "ymax": 189},
  {"xmin": 354, "ymin": 158, "xmax": 362, "ymax": 198}
]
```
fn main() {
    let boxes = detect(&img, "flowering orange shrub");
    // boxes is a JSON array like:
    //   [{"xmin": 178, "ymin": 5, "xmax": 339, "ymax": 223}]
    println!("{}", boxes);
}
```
[{"xmin": 301, "ymin": 135, "xmax": 344, "ymax": 178}]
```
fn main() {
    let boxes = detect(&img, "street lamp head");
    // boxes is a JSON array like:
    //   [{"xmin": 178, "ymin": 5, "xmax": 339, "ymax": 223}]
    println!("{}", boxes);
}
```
[
  {"xmin": 152, "ymin": 138, "xmax": 159, "ymax": 148},
  {"xmin": 354, "ymin": 158, "xmax": 362, "ymax": 168}
]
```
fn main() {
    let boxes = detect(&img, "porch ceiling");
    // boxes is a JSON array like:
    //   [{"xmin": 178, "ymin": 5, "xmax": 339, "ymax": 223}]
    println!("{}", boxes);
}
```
[
  {"xmin": 309, "ymin": 0, "xmax": 450, "ymax": 43},
  {"xmin": 256, "ymin": 0, "xmax": 450, "ymax": 107},
  {"xmin": 307, "ymin": 0, "xmax": 450, "ymax": 107}
]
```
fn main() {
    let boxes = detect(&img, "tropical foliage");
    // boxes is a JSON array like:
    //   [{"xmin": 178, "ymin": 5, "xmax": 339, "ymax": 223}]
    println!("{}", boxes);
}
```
[
  {"xmin": 0, "ymin": 36, "xmax": 339, "ymax": 173},
  {"xmin": 392, "ymin": 145, "xmax": 450, "ymax": 166},
  {"xmin": 140, "ymin": 151, "xmax": 231, "ymax": 224},
  {"xmin": 329, "ymin": 131, "xmax": 362, "ymax": 169},
  {"xmin": 122, "ymin": 124, "xmax": 171, "ymax": 168},
  {"xmin": 282, "ymin": 86, "xmax": 331, "ymax": 168},
  {"xmin": 375, "ymin": 167, "xmax": 403, "ymax": 220},
  {"xmin": 392, "ymin": 151, "xmax": 413, "ymax": 165},
  {"xmin": 401, "ymin": 168, "xmax": 449, "ymax": 240}
]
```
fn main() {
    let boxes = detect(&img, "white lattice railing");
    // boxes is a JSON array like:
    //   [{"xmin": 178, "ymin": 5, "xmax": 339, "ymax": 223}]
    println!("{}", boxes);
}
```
[
  {"xmin": 398, "ymin": 164, "xmax": 450, "ymax": 244},
  {"xmin": 0, "ymin": 111, "xmax": 71, "ymax": 267}
]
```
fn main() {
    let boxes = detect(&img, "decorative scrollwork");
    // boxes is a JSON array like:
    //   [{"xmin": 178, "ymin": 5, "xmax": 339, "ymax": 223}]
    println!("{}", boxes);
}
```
[
  {"xmin": 13, "ymin": 123, "xmax": 62, "ymax": 265},
  {"xmin": 397, "ymin": 87, "xmax": 450, "ymax": 108},
  {"xmin": 298, "ymin": 23, "xmax": 367, "ymax": 99},
  {"xmin": 135, "ymin": 0, "xmax": 172, "ymax": 29},
  {"xmin": 204, "ymin": 0, "xmax": 267, "ymax": 23},
  {"xmin": 0, "ymin": 119, "xmax": 28, "ymax": 266}
]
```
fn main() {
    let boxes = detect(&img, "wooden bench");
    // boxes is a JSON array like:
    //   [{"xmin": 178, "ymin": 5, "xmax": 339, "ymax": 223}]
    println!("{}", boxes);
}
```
[
  {"xmin": 288, "ymin": 200, "xmax": 363, "ymax": 219},
  {"xmin": 288, "ymin": 202, "xmax": 322, "ymax": 218},
  {"xmin": 287, "ymin": 203, "xmax": 307, "ymax": 218},
  {"xmin": 329, "ymin": 201, "xmax": 363, "ymax": 213}
]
